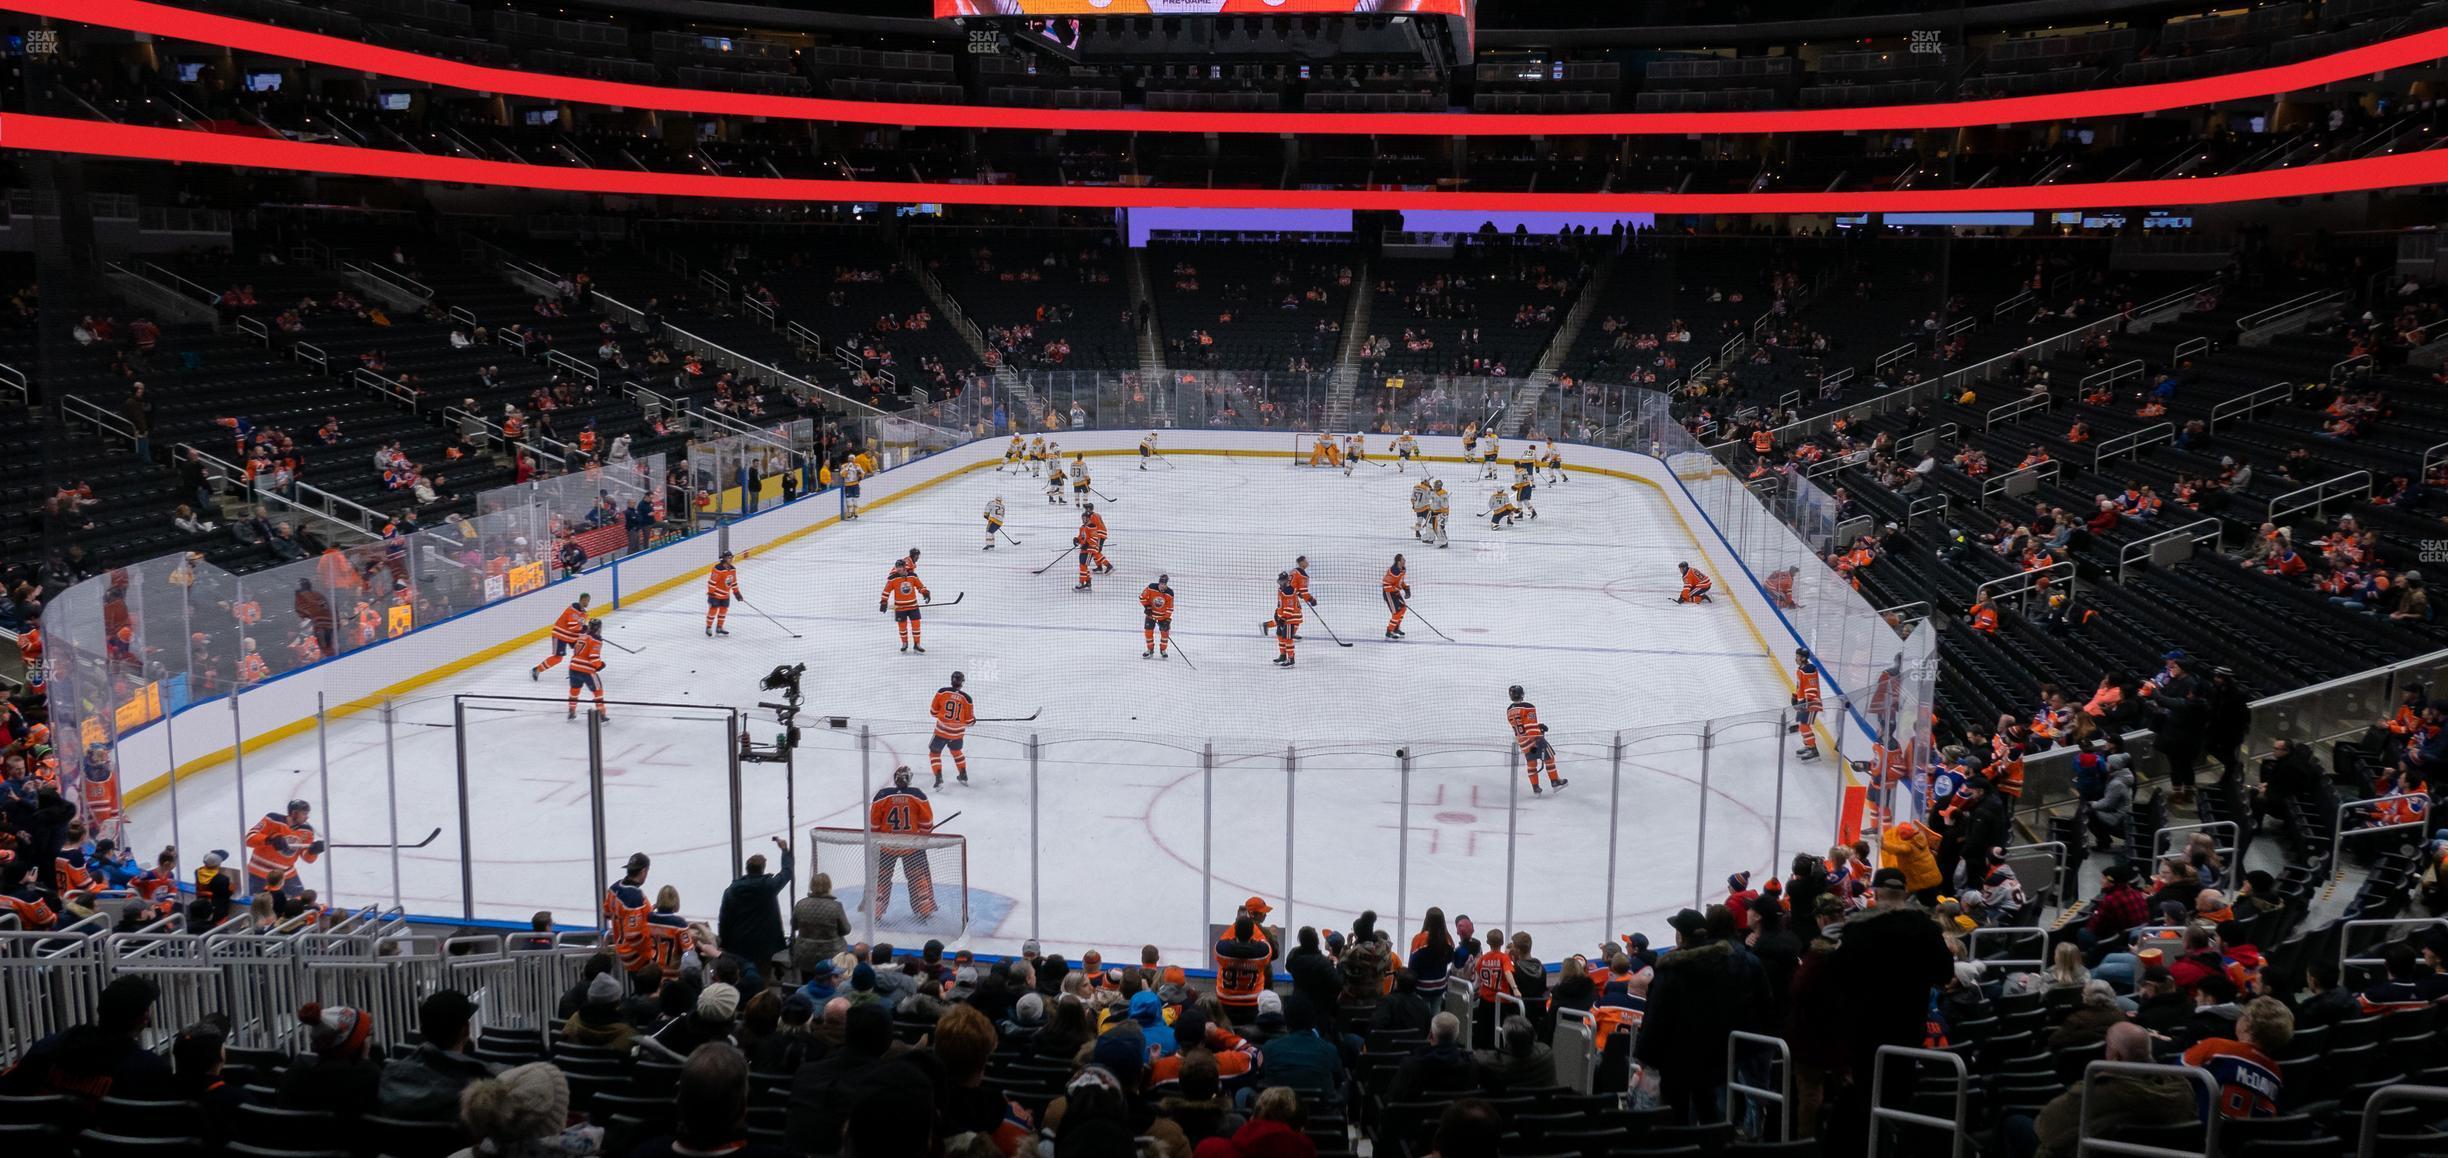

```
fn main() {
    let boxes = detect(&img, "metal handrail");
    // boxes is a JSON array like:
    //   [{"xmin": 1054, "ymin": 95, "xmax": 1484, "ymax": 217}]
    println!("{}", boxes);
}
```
[
  {"xmin": 1867, "ymin": 1045, "xmax": 1967, "ymax": 1158},
  {"xmin": 1906, "ymin": 493, "xmax": 1949, "ymax": 525},
  {"xmin": 447, "ymin": 405, "xmax": 570, "ymax": 471},
  {"xmin": 1821, "ymin": 366, "xmax": 1857, "ymax": 393},
  {"xmin": 145, "ymin": 431, "xmax": 382, "ymax": 539},
  {"xmin": 1874, "ymin": 342, "xmax": 1918, "ymax": 373},
  {"xmin": 343, "ymin": 260, "xmax": 434, "ymax": 303},
  {"xmin": 2331, "ymin": 352, "xmax": 2373, "ymax": 385},
  {"xmin": 1876, "ymin": 601, "xmax": 1932, "ymax": 628},
  {"xmin": 1945, "ymin": 315, "xmax": 1977, "ymax": 339},
  {"xmin": 2152, "ymin": 819, "xmax": 2238, "ymax": 869},
  {"xmin": 2265, "ymin": 470, "xmax": 2372, "ymax": 525},
  {"xmin": 1726, "ymin": 1030, "xmax": 1794, "ymax": 1143},
  {"xmin": 1980, "ymin": 458, "xmax": 2061, "ymax": 506},
  {"xmin": 1993, "ymin": 288, "xmax": 2035, "ymax": 321},
  {"xmin": 294, "ymin": 342, "xmax": 328, "ymax": 371},
  {"xmin": 235, "ymin": 315, "xmax": 270, "ymax": 346},
  {"xmin": 2074, "ymin": 1061, "xmax": 2220, "ymax": 1158},
  {"xmin": 2208, "ymin": 381, "xmax": 2292, "ymax": 431},
  {"xmin": 2115, "ymin": 518, "xmax": 2221, "ymax": 582},
  {"xmin": 2081, "ymin": 358, "xmax": 2145, "ymax": 394},
  {"xmin": 447, "ymin": 305, "xmax": 479, "ymax": 329},
  {"xmin": 2172, "ymin": 335, "xmax": 2211, "ymax": 363},
  {"xmin": 1976, "ymin": 559, "xmax": 2074, "ymax": 608},
  {"xmin": 546, "ymin": 348, "xmax": 601, "ymax": 386},
  {"xmin": 2330, "ymin": 793, "xmax": 2432, "ymax": 887},
  {"xmin": 0, "ymin": 360, "xmax": 24, "ymax": 405},
  {"xmin": 2338, "ymin": 917, "xmax": 2447, "ymax": 979},
  {"xmin": 1963, "ymin": 925, "xmax": 2048, "ymax": 974},
  {"xmin": 665, "ymin": 320, "xmax": 920, "ymax": 428},
  {"xmin": 786, "ymin": 321, "xmax": 824, "ymax": 352},
  {"xmin": 138, "ymin": 260, "xmax": 225, "ymax": 306},
  {"xmin": 2235, "ymin": 288, "xmax": 2343, "ymax": 333},
  {"xmin": 1986, "ymin": 392, "xmax": 2053, "ymax": 429},
  {"xmin": 2359, "ymin": 1085, "xmax": 2448, "ymax": 1158},
  {"xmin": 2092, "ymin": 422, "xmax": 2175, "ymax": 470},
  {"xmin": 352, "ymin": 366, "xmax": 420, "ymax": 413}
]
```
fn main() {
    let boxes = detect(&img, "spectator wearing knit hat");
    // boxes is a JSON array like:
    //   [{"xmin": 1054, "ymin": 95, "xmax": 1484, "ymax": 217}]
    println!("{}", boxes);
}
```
[
  {"xmin": 278, "ymin": 1003, "xmax": 381, "ymax": 1117},
  {"xmin": 562, "ymin": 971, "xmax": 637, "ymax": 1051},
  {"xmin": 448, "ymin": 1061, "xmax": 603, "ymax": 1158}
]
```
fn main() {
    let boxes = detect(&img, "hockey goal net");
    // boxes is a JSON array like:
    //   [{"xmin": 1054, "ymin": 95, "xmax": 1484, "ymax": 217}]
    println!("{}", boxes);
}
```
[
  {"xmin": 1291, "ymin": 431, "xmax": 1341, "ymax": 467},
  {"xmin": 808, "ymin": 826, "xmax": 970, "ymax": 940}
]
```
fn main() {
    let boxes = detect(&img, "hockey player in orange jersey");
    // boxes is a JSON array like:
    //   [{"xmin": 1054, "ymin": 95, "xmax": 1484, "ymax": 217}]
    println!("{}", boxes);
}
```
[
  {"xmin": 870, "ymin": 765, "xmax": 938, "ymax": 920},
  {"xmin": 1140, "ymin": 574, "xmax": 1176, "ymax": 659},
  {"xmin": 1506, "ymin": 685, "xmax": 1568, "ymax": 794},
  {"xmin": 1675, "ymin": 561, "xmax": 1714, "ymax": 604},
  {"xmin": 1792, "ymin": 648, "xmax": 1824, "ymax": 760},
  {"xmin": 531, "ymin": 592, "xmax": 592, "ymax": 679},
  {"xmin": 1383, "ymin": 554, "xmax": 1411, "ymax": 640},
  {"xmin": 928, "ymin": 671, "xmax": 975, "ymax": 787},
  {"xmin": 1074, "ymin": 505, "xmax": 1112, "ymax": 591},
  {"xmin": 706, "ymin": 551, "xmax": 741, "ymax": 635},
  {"xmin": 244, "ymin": 798, "xmax": 324, "ymax": 895},
  {"xmin": 1266, "ymin": 572, "xmax": 1303, "ymax": 667},
  {"xmin": 567, "ymin": 621, "xmax": 609, "ymax": 720},
  {"xmin": 880, "ymin": 559, "xmax": 932, "ymax": 653}
]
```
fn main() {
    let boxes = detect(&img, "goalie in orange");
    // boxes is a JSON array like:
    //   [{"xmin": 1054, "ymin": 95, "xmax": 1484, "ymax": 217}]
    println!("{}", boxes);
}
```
[
  {"xmin": 868, "ymin": 765, "xmax": 938, "ymax": 920},
  {"xmin": 1674, "ymin": 562, "xmax": 1714, "ymax": 604}
]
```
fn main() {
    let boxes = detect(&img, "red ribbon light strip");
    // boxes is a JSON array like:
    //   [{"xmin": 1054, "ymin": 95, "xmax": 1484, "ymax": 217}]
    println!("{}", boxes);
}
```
[
  {"xmin": 7, "ymin": 113, "xmax": 2446, "ymax": 209},
  {"xmin": 20, "ymin": 0, "xmax": 2448, "ymax": 136}
]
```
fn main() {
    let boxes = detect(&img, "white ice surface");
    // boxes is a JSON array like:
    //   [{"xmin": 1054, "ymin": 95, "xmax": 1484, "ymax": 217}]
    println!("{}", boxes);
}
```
[{"xmin": 128, "ymin": 449, "xmax": 1843, "ymax": 963}]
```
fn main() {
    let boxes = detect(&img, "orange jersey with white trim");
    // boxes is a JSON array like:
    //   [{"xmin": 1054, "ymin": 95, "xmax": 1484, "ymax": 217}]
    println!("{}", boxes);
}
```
[
  {"xmin": 707, "ymin": 563, "xmax": 739, "ymax": 600},
  {"xmin": 1795, "ymin": 666, "xmax": 1822, "ymax": 710},
  {"xmin": 1275, "ymin": 584, "xmax": 1304, "ymax": 622},
  {"xmin": 930, "ymin": 687, "xmax": 974, "ymax": 740},
  {"xmin": 1383, "ymin": 565, "xmax": 1409, "ymax": 597},
  {"xmin": 1141, "ymin": 585, "xmax": 1175, "ymax": 619},
  {"xmin": 570, "ymin": 637, "xmax": 605, "ymax": 675},
  {"xmin": 551, "ymin": 603, "xmax": 589, "ymax": 643},
  {"xmin": 883, "ymin": 573, "xmax": 929, "ymax": 611},
  {"xmin": 1289, "ymin": 569, "xmax": 1313, "ymax": 602}
]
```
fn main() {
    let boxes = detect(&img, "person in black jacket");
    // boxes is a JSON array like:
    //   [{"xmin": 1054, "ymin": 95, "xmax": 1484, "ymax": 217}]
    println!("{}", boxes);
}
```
[
  {"xmin": 2152, "ymin": 659, "xmax": 2207, "ymax": 805},
  {"xmin": 0, "ymin": 975, "xmax": 172, "ymax": 1103},
  {"xmin": 2201, "ymin": 667, "xmax": 2253, "ymax": 785},
  {"xmin": 1822, "ymin": 870, "xmax": 1955, "ymax": 1151},
  {"xmin": 1285, "ymin": 926, "xmax": 1341, "ymax": 1025},
  {"xmin": 717, "ymin": 837, "xmax": 793, "ymax": 992},
  {"xmin": 1635, "ymin": 907, "xmax": 1773, "ymax": 1125},
  {"xmin": 2250, "ymin": 739, "xmax": 2322, "ymax": 837}
]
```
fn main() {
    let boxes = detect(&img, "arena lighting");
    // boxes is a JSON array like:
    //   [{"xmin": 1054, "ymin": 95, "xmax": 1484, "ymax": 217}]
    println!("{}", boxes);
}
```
[
  {"xmin": 20, "ymin": 0, "xmax": 2448, "ymax": 137},
  {"xmin": 7, "ymin": 112, "xmax": 2446, "ymax": 211}
]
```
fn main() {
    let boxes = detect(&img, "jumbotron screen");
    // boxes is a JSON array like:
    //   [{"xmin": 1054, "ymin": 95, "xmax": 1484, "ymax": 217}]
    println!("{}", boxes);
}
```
[{"xmin": 938, "ymin": 1, "xmax": 1468, "ymax": 14}]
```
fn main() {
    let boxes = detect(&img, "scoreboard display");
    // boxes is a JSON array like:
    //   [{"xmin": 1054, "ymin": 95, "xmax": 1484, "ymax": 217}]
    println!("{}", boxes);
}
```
[{"xmin": 939, "ymin": 1, "xmax": 1468, "ymax": 15}]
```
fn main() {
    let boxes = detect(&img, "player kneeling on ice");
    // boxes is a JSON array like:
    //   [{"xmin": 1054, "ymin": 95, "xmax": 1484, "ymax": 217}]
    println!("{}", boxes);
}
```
[
  {"xmin": 1506, "ymin": 685, "xmax": 1568, "ymax": 794},
  {"xmin": 1675, "ymin": 562, "xmax": 1714, "ymax": 604},
  {"xmin": 1488, "ymin": 486, "xmax": 1522, "ymax": 528},
  {"xmin": 869, "ymin": 766, "xmax": 939, "ymax": 922}
]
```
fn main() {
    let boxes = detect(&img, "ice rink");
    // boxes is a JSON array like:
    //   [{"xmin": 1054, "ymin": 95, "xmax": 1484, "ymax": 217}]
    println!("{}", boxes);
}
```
[{"xmin": 127, "ymin": 445, "xmax": 1846, "ymax": 962}]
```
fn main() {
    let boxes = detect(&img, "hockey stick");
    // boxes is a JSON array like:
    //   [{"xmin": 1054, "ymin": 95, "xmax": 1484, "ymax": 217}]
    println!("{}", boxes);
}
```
[
  {"xmin": 919, "ymin": 592, "xmax": 966, "ymax": 608},
  {"xmin": 933, "ymin": 811, "xmax": 963, "ymax": 825},
  {"xmin": 1090, "ymin": 486, "xmax": 1121, "ymax": 503},
  {"xmin": 1303, "ymin": 605, "xmax": 1357, "ymax": 648},
  {"xmin": 1404, "ymin": 605, "xmax": 1458, "ymax": 642},
  {"xmin": 600, "ymin": 637, "xmax": 645, "ymax": 655},
  {"xmin": 999, "ymin": 528, "xmax": 1026, "ymax": 546},
  {"xmin": 977, "ymin": 709, "xmax": 1042, "ymax": 722},
  {"xmin": 1162, "ymin": 634, "xmax": 1197, "ymax": 670},
  {"xmin": 329, "ymin": 827, "xmax": 442, "ymax": 850},
  {"xmin": 1031, "ymin": 545, "xmax": 1075, "ymax": 575},
  {"xmin": 736, "ymin": 595, "xmax": 805, "ymax": 639}
]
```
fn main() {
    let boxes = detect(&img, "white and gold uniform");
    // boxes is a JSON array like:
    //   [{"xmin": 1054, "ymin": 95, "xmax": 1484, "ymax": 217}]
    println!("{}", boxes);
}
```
[
  {"xmin": 1489, "ymin": 486, "xmax": 1519, "ymax": 527},
  {"xmin": 1027, "ymin": 435, "xmax": 1048, "ymax": 476},
  {"xmin": 1138, "ymin": 432, "xmax": 1159, "ymax": 470},
  {"xmin": 1427, "ymin": 483, "xmax": 1452, "ymax": 548},
  {"xmin": 1481, "ymin": 437, "xmax": 1502, "ymax": 479},
  {"xmin": 1070, "ymin": 454, "xmax": 1092, "ymax": 500},
  {"xmin": 1046, "ymin": 461, "xmax": 1068, "ymax": 503},
  {"xmin": 983, "ymin": 497, "xmax": 1007, "ymax": 550},
  {"xmin": 1342, "ymin": 434, "xmax": 1365, "ymax": 476},
  {"xmin": 1394, "ymin": 433, "xmax": 1420, "ymax": 472},
  {"xmin": 1542, "ymin": 440, "xmax": 1568, "ymax": 484},
  {"xmin": 1409, "ymin": 480, "xmax": 1433, "ymax": 539},
  {"xmin": 1511, "ymin": 466, "xmax": 1539, "ymax": 520},
  {"xmin": 1003, "ymin": 436, "xmax": 1025, "ymax": 470}
]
